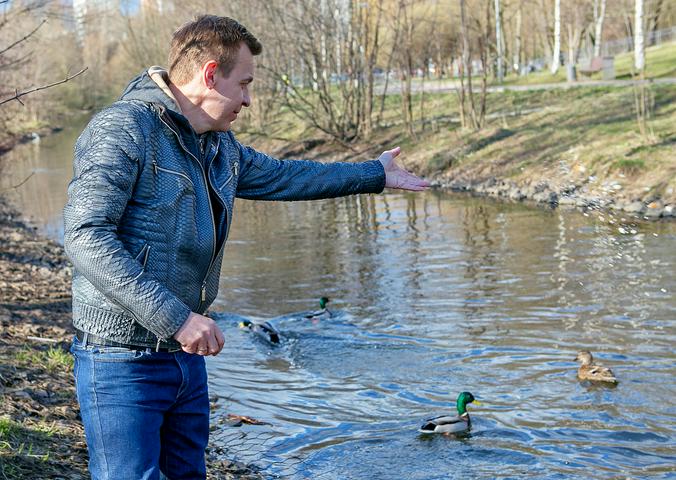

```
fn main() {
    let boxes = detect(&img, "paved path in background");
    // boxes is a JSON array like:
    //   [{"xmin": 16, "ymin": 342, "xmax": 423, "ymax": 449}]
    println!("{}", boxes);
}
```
[{"xmin": 378, "ymin": 77, "xmax": 676, "ymax": 95}]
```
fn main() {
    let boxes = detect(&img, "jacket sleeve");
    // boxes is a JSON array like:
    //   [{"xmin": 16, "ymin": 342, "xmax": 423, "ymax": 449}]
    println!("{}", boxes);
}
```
[
  {"xmin": 233, "ymin": 137, "xmax": 386, "ymax": 201},
  {"xmin": 63, "ymin": 104, "xmax": 190, "ymax": 341}
]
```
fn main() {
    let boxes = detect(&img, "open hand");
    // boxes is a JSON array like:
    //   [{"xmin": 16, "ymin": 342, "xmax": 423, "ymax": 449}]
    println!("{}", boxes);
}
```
[{"xmin": 378, "ymin": 147, "xmax": 430, "ymax": 191}]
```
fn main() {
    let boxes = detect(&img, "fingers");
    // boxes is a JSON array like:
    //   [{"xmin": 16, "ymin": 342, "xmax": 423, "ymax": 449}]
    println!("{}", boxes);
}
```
[
  {"xmin": 379, "ymin": 146, "xmax": 429, "ymax": 192},
  {"xmin": 206, "ymin": 332, "xmax": 220, "ymax": 356},
  {"xmin": 214, "ymin": 327, "xmax": 225, "ymax": 355},
  {"xmin": 183, "ymin": 333, "xmax": 222, "ymax": 356},
  {"xmin": 400, "ymin": 182, "xmax": 428, "ymax": 191},
  {"xmin": 174, "ymin": 312, "xmax": 225, "ymax": 356},
  {"xmin": 400, "ymin": 172, "xmax": 431, "ymax": 190},
  {"xmin": 386, "ymin": 167, "xmax": 430, "ymax": 191}
]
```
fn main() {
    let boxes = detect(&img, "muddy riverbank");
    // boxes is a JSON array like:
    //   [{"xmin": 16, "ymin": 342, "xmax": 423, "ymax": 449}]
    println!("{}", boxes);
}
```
[{"xmin": 0, "ymin": 195, "xmax": 262, "ymax": 479}]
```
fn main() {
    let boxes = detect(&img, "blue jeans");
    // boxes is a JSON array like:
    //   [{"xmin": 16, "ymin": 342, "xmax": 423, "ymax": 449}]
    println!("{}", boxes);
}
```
[{"xmin": 71, "ymin": 337, "xmax": 209, "ymax": 480}]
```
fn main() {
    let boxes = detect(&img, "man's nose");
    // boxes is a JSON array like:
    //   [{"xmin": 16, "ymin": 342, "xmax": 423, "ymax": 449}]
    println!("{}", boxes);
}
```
[{"xmin": 242, "ymin": 91, "xmax": 251, "ymax": 107}]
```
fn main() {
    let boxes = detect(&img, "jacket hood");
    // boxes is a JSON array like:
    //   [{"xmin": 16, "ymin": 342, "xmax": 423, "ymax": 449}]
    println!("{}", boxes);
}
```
[
  {"xmin": 119, "ymin": 66, "xmax": 183, "ymax": 115},
  {"xmin": 119, "ymin": 67, "xmax": 201, "ymax": 142}
]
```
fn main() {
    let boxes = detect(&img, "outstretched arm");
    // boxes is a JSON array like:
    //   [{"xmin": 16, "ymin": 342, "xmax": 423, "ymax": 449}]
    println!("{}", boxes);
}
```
[
  {"xmin": 234, "ymin": 135, "xmax": 429, "ymax": 200},
  {"xmin": 378, "ymin": 147, "xmax": 430, "ymax": 191}
]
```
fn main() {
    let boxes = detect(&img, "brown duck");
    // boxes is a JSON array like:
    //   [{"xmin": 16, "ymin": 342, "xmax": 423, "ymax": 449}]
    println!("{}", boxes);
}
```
[{"xmin": 575, "ymin": 351, "xmax": 618, "ymax": 384}]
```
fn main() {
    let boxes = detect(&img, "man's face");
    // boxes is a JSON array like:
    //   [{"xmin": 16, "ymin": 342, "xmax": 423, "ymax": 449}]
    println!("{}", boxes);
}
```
[{"xmin": 204, "ymin": 43, "xmax": 254, "ymax": 132}]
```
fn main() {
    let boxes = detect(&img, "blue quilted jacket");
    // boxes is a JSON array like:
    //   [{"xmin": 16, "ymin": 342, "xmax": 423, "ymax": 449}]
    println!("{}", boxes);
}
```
[{"xmin": 63, "ymin": 68, "xmax": 385, "ymax": 350}]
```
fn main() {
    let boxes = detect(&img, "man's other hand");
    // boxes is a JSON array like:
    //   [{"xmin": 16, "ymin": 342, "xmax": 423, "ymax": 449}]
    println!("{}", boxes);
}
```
[
  {"xmin": 378, "ymin": 147, "xmax": 430, "ymax": 191},
  {"xmin": 174, "ymin": 312, "xmax": 225, "ymax": 356}
]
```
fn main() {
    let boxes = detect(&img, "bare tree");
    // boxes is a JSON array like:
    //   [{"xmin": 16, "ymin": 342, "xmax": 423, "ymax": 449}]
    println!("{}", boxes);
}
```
[
  {"xmin": 631, "ymin": 0, "xmax": 652, "ymax": 140},
  {"xmin": 458, "ymin": 0, "xmax": 471, "ymax": 128},
  {"xmin": 457, "ymin": 0, "xmax": 489, "ymax": 131},
  {"xmin": 592, "ymin": 0, "xmax": 607, "ymax": 58},
  {"xmin": 550, "ymin": 0, "xmax": 561, "ymax": 74},
  {"xmin": 564, "ymin": 0, "xmax": 590, "ymax": 70},
  {"xmin": 494, "ymin": 0, "xmax": 503, "ymax": 82},
  {"xmin": 0, "ymin": 0, "xmax": 85, "ymax": 148},
  {"xmin": 537, "ymin": 0, "xmax": 553, "ymax": 68},
  {"xmin": 513, "ymin": 0, "xmax": 523, "ymax": 75},
  {"xmin": 252, "ymin": 0, "xmax": 388, "ymax": 145},
  {"xmin": 647, "ymin": 0, "xmax": 664, "ymax": 45},
  {"xmin": 396, "ymin": 0, "xmax": 416, "ymax": 139},
  {"xmin": 634, "ymin": 0, "xmax": 645, "ymax": 71}
]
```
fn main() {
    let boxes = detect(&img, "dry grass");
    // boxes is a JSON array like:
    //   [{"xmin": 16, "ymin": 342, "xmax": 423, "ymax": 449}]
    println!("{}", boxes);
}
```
[{"xmin": 242, "ymin": 83, "xmax": 676, "ymax": 205}]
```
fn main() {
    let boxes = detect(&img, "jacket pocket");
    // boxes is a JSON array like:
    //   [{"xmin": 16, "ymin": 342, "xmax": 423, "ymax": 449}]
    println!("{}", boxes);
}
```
[
  {"xmin": 150, "ymin": 160, "xmax": 196, "ymax": 208},
  {"xmin": 152, "ymin": 161, "xmax": 195, "ymax": 187}
]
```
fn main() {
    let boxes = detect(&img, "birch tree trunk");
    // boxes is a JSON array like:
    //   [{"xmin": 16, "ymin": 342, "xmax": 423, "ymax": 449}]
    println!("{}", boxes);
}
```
[
  {"xmin": 550, "ymin": 0, "xmax": 561, "ymax": 74},
  {"xmin": 495, "ymin": 0, "xmax": 503, "ymax": 82},
  {"xmin": 634, "ymin": 0, "xmax": 645, "ymax": 71},
  {"xmin": 514, "ymin": 3, "xmax": 522, "ymax": 75},
  {"xmin": 632, "ymin": 0, "xmax": 650, "ymax": 139},
  {"xmin": 593, "ymin": 0, "xmax": 607, "ymax": 58},
  {"xmin": 458, "ymin": 0, "xmax": 469, "ymax": 129},
  {"xmin": 538, "ymin": 0, "xmax": 553, "ymax": 67}
]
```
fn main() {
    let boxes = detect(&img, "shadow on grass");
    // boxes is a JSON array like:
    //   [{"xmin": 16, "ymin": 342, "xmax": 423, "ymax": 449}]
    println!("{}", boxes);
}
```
[
  {"xmin": 626, "ymin": 134, "xmax": 676, "ymax": 157},
  {"xmin": 427, "ymin": 128, "xmax": 515, "ymax": 173}
]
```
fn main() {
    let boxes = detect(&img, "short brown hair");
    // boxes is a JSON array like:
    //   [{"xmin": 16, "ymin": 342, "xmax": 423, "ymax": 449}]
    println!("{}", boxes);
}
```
[{"xmin": 168, "ymin": 15, "xmax": 262, "ymax": 85}]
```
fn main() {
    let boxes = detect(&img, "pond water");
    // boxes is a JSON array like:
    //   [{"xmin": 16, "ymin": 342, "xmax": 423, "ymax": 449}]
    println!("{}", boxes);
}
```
[{"xmin": 2, "ymin": 125, "xmax": 675, "ymax": 479}]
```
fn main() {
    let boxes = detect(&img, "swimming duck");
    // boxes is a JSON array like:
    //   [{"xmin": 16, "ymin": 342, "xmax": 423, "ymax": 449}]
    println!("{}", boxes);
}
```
[
  {"xmin": 419, "ymin": 391, "xmax": 480, "ymax": 435},
  {"xmin": 238, "ymin": 319, "xmax": 280, "ymax": 344},
  {"xmin": 575, "ymin": 351, "xmax": 617, "ymax": 384},
  {"xmin": 304, "ymin": 296, "xmax": 332, "ymax": 322}
]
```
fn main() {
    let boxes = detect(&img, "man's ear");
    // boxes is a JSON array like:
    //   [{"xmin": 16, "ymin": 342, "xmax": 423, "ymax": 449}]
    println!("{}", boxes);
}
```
[{"xmin": 202, "ymin": 61, "xmax": 218, "ymax": 89}]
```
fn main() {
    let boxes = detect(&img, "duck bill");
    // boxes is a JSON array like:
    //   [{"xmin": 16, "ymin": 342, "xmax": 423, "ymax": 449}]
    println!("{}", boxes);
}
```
[{"xmin": 472, "ymin": 400, "xmax": 482, "ymax": 406}]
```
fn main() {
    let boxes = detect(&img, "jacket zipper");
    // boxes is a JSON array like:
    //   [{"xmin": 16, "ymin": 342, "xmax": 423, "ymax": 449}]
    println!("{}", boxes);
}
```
[
  {"xmin": 158, "ymin": 110, "xmax": 218, "ymax": 311},
  {"xmin": 134, "ymin": 243, "xmax": 151, "ymax": 268},
  {"xmin": 219, "ymin": 161, "xmax": 239, "ymax": 190},
  {"xmin": 199, "ymin": 136, "xmax": 237, "ymax": 310},
  {"xmin": 152, "ymin": 160, "xmax": 194, "ymax": 187},
  {"xmin": 200, "ymin": 157, "xmax": 239, "ymax": 307}
]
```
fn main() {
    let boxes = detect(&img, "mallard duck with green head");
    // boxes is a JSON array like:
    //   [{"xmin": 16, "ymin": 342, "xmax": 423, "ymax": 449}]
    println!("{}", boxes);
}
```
[
  {"xmin": 304, "ymin": 296, "xmax": 332, "ymax": 322},
  {"xmin": 575, "ymin": 351, "xmax": 617, "ymax": 384},
  {"xmin": 238, "ymin": 319, "xmax": 280, "ymax": 344},
  {"xmin": 419, "ymin": 391, "xmax": 480, "ymax": 435}
]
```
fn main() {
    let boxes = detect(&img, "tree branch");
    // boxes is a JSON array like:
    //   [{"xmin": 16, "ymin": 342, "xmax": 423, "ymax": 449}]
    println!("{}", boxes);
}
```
[
  {"xmin": 0, "ymin": 172, "xmax": 34, "ymax": 192},
  {"xmin": 0, "ymin": 19, "xmax": 46, "ymax": 58},
  {"xmin": 0, "ymin": 67, "xmax": 88, "ymax": 107}
]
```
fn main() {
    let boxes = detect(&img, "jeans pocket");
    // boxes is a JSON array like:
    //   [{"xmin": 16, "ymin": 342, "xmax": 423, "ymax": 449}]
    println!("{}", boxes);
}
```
[
  {"xmin": 72, "ymin": 336, "xmax": 152, "ymax": 359},
  {"xmin": 92, "ymin": 346, "xmax": 151, "ymax": 362}
]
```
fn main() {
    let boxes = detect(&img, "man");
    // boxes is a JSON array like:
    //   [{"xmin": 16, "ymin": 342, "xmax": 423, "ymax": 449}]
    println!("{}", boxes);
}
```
[{"xmin": 64, "ymin": 14, "xmax": 428, "ymax": 480}]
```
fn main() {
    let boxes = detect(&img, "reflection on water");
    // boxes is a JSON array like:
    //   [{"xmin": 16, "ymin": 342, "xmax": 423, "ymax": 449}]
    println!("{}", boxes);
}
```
[
  {"xmin": 209, "ymin": 195, "xmax": 675, "ymax": 479},
  {"xmin": 3, "ymin": 126, "xmax": 676, "ymax": 479},
  {"xmin": 0, "ymin": 118, "xmax": 89, "ymax": 240}
]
